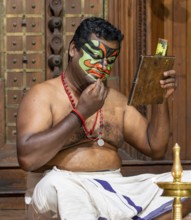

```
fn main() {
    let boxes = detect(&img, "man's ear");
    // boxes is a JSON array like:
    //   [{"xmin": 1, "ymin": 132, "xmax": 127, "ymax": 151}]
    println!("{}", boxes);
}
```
[{"xmin": 68, "ymin": 41, "xmax": 76, "ymax": 58}]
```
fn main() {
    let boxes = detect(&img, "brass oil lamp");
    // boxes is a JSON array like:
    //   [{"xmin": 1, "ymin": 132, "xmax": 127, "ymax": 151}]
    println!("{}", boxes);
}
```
[{"xmin": 157, "ymin": 143, "xmax": 191, "ymax": 220}]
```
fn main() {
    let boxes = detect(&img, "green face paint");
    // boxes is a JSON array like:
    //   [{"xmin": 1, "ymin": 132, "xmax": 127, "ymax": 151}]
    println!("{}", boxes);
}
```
[{"xmin": 79, "ymin": 40, "xmax": 120, "ymax": 80}]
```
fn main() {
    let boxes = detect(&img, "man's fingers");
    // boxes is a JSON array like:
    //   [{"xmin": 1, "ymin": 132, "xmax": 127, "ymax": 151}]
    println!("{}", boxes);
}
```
[
  {"xmin": 86, "ymin": 82, "xmax": 97, "ymax": 93},
  {"xmin": 93, "ymin": 79, "xmax": 102, "ymax": 94},
  {"xmin": 160, "ymin": 69, "xmax": 177, "ymax": 89},
  {"xmin": 163, "ymin": 70, "xmax": 176, "ymax": 77},
  {"xmin": 99, "ymin": 82, "xmax": 106, "ymax": 99},
  {"xmin": 85, "ymin": 79, "xmax": 107, "ymax": 101}
]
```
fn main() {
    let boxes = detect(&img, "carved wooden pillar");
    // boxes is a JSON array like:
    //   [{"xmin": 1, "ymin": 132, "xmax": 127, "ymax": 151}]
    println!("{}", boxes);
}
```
[
  {"xmin": 135, "ymin": 0, "xmax": 148, "ymax": 116},
  {"xmin": 108, "ymin": 0, "xmax": 151, "ymax": 160},
  {"xmin": 46, "ymin": 0, "xmax": 63, "ymax": 78},
  {"xmin": 0, "ymin": 78, "xmax": 4, "ymax": 148}
]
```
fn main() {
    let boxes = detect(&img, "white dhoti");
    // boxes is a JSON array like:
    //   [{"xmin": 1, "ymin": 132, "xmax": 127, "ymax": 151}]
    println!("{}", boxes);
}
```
[{"xmin": 25, "ymin": 167, "xmax": 191, "ymax": 220}]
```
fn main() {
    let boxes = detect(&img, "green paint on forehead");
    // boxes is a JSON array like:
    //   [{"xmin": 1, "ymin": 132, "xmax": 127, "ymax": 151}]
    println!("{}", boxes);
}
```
[{"xmin": 82, "ymin": 40, "xmax": 120, "ymax": 59}]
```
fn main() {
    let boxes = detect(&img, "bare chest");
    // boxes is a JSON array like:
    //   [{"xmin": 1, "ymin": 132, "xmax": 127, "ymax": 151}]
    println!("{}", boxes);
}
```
[{"xmin": 52, "ymin": 101, "xmax": 124, "ymax": 148}]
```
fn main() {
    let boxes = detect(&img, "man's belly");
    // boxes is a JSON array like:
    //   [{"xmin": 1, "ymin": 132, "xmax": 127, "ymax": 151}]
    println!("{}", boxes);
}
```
[{"xmin": 47, "ymin": 141, "xmax": 122, "ymax": 172}]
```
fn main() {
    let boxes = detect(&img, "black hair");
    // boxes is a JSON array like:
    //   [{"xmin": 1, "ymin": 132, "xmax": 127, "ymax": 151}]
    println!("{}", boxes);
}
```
[{"xmin": 68, "ymin": 17, "xmax": 124, "ymax": 61}]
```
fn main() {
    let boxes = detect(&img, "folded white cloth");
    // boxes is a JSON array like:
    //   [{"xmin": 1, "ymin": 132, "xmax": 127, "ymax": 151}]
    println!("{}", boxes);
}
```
[{"xmin": 26, "ymin": 167, "xmax": 191, "ymax": 220}]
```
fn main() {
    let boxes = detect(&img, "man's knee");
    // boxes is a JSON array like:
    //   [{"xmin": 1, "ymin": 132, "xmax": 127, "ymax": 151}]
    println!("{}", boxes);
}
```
[{"xmin": 32, "ymin": 176, "xmax": 58, "ymax": 215}]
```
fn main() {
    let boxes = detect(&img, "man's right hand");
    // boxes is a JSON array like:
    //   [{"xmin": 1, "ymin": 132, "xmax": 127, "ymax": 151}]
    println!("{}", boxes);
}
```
[{"xmin": 76, "ymin": 79, "xmax": 108, "ymax": 119}]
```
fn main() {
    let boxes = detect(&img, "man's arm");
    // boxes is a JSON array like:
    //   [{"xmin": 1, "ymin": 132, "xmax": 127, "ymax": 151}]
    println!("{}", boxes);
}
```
[
  {"xmin": 123, "ymin": 70, "xmax": 177, "ymax": 159},
  {"xmin": 16, "ymin": 79, "xmax": 107, "ymax": 171},
  {"xmin": 16, "ymin": 83, "xmax": 83, "ymax": 171}
]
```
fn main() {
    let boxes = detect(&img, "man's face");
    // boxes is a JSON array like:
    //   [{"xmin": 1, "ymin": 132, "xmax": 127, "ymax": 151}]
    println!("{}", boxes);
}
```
[{"xmin": 79, "ymin": 40, "xmax": 120, "ymax": 80}]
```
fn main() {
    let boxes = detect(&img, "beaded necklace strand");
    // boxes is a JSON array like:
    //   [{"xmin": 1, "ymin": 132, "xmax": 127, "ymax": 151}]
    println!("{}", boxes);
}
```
[{"xmin": 61, "ymin": 73, "xmax": 104, "ymax": 146}]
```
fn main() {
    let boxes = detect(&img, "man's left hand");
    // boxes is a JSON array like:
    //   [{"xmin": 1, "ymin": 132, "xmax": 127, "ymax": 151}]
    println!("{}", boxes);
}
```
[{"xmin": 160, "ymin": 70, "xmax": 177, "ymax": 98}]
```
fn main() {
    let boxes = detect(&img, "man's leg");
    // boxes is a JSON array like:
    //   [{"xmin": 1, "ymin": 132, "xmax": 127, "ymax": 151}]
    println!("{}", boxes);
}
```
[
  {"xmin": 32, "ymin": 170, "xmax": 98, "ymax": 220},
  {"xmin": 154, "ymin": 198, "xmax": 191, "ymax": 220},
  {"xmin": 27, "ymin": 203, "xmax": 60, "ymax": 220}
]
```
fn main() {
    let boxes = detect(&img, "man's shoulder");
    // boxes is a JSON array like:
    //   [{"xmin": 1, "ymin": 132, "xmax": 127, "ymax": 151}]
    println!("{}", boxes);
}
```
[
  {"xmin": 22, "ymin": 77, "xmax": 60, "ymax": 104},
  {"xmin": 107, "ymin": 87, "xmax": 127, "ymax": 103},
  {"xmin": 106, "ymin": 87, "xmax": 136, "ymax": 112},
  {"xmin": 29, "ymin": 77, "xmax": 60, "ymax": 94}
]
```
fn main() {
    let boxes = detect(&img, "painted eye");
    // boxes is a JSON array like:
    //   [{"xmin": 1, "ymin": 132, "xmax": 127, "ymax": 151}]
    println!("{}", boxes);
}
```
[
  {"xmin": 92, "ymin": 53, "xmax": 101, "ymax": 59},
  {"xmin": 107, "ymin": 57, "xmax": 116, "ymax": 64}
]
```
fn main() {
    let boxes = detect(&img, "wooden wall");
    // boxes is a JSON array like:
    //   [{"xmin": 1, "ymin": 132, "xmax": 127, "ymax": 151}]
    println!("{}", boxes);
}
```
[
  {"xmin": 2, "ymin": 0, "xmax": 190, "ymax": 167},
  {"xmin": 108, "ymin": 0, "xmax": 191, "ymax": 162},
  {"xmin": 0, "ymin": 0, "xmax": 108, "ymax": 212}
]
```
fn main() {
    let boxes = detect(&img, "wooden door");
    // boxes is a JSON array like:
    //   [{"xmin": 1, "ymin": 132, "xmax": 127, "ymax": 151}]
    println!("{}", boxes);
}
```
[
  {"xmin": 0, "ymin": 0, "xmax": 46, "ymax": 210},
  {"xmin": 0, "ymin": 0, "xmax": 108, "ymax": 211},
  {"xmin": 107, "ymin": 0, "xmax": 191, "ymax": 172}
]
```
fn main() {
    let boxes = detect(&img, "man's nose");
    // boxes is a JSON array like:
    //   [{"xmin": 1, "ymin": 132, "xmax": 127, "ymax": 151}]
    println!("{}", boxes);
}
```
[{"xmin": 102, "ymin": 58, "xmax": 110, "ymax": 70}]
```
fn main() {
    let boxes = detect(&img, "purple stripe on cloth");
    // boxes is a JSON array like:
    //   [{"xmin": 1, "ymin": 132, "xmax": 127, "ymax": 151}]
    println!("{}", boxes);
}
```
[
  {"xmin": 132, "ymin": 216, "xmax": 145, "ymax": 220},
  {"xmin": 94, "ymin": 179, "xmax": 142, "ymax": 213},
  {"xmin": 143, "ymin": 198, "xmax": 187, "ymax": 220},
  {"xmin": 132, "ymin": 199, "xmax": 174, "ymax": 220},
  {"xmin": 144, "ymin": 200, "xmax": 173, "ymax": 220},
  {"xmin": 132, "ymin": 206, "xmax": 172, "ymax": 220}
]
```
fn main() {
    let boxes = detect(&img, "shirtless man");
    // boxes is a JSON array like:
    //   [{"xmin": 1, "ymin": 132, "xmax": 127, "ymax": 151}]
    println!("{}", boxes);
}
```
[{"xmin": 16, "ymin": 17, "xmax": 191, "ymax": 220}]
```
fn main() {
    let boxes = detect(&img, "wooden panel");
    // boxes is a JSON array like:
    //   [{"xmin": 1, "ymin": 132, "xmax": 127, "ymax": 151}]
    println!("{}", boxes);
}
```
[
  {"xmin": 6, "ymin": 107, "xmax": 18, "ymax": 124},
  {"xmin": 7, "ymin": 89, "xmax": 23, "ymax": 105},
  {"xmin": 107, "ymin": 0, "xmax": 151, "ymax": 160},
  {"xmin": 173, "ymin": 0, "xmax": 187, "ymax": 158},
  {"xmin": 7, "ymin": 54, "xmax": 23, "ymax": 69},
  {"xmin": 0, "ymin": 197, "xmax": 25, "ymax": 210},
  {"xmin": 6, "ymin": 72, "xmax": 24, "ymax": 87},
  {"xmin": 186, "ymin": 0, "xmax": 191, "ymax": 159},
  {"xmin": 150, "ymin": 0, "xmax": 190, "ymax": 160},
  {"xmin": 25, "ymin": 0, "xmax": 43, "ymax": 14},
  {"xmin": 163, "ymin": 0, "xmax": 174, "ymax": 156},
  {"xmin": 84, "ymin": 0, "xmax": 103, "ymax": 14},
  {"xmin": 0, "ymin": 145, "xmax": 18, "ymax": 166},
  {"xmin": 121, "ymin": 160, "xmax": 191, "ymax": 176},
  {"xmin": 65, "ymin": 0, "xmax": 82, "ymax": 14},
  {"xmin": 108, "ymin": 0, "xmax": 191, "ymax": 162},
  {"xmin": 6, "ymin": 17, "xmax": 23, "ymax": 33},
  {"xmin": 26, "ymin": 72, "xmax": 44, "ymax": 87},
  {"xmin": 65, "ymin": 17, "xmax": 82, "ymax": 32},
  {"xmin": 7, "ymin": 127, "xmax": 17, "ymax": 143},
  {"xmin": 150, "ymin": 0, "xmax": 164, "ymax": 53},
  {"xmin": 0, "ymin": 169, "xmax": 26, "ymax": 194},
  {"xmin": 25, "ymin": 53, "xmax": 43, "ymax": 69},
  {"xmin": 25, "ymin": 36, "xmax": 43, "ymax": 51},
  {"xmin": 6, "ymin": 36, "xmax": 23, "ymax": 51},
  {"xmin": 0, "ymin": 0, "xmax": 45, "ymax": 168},
  {"xmin": 6, "ymin": 0, "xmax": 23, "ymax": 14},
  {"xmin": 108, "ymin": 0, "xmax": 150, "ymax": 99},
  {"xmin": 0, "ymin": 168, "xmax": 26, "ymax": 210},
  {"xmin": 25, "ymin": 17, "xmax": 43, "ymax": 33},
  {"xmin": 0, "ymin": 79, "xmax": 5, "ymax": 147},
  {"xmin": 0, "ymin": 210, "xmax": 27, "ymax": 220}
]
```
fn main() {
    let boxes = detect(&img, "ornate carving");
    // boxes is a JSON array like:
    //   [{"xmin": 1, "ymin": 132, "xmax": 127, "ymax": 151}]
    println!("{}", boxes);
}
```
[
  {"xmin": 137, "ymin": 0, "xmax": 147, "ymax": 117},
  {"xmin": 47, "ymin": 0, "xmax": 63, "ymax": 78},
  {"xmin": 137, "ymin": 0, "xmax": 147, "ymax": 56},
  {"xmin": 49, "ymin": 0, "xmax": 63, "ymax": 16}
]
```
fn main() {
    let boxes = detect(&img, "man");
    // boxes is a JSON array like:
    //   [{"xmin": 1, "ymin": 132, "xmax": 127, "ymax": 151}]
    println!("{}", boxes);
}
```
[{"xmin": 16, "ymin": 17, "xmax": 191, "ymax": 220}]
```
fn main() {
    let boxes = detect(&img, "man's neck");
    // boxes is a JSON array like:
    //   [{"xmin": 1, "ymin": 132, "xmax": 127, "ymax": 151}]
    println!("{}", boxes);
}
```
[{"xmin": 63, "ymin": 71, "xmax": 82, "ymax": 97}]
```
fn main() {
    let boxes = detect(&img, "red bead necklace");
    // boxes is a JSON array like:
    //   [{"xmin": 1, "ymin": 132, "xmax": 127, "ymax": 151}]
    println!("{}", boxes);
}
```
[{"xmin": 61, "ymin": 73, "xmax": 104, "ymax": 146}]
